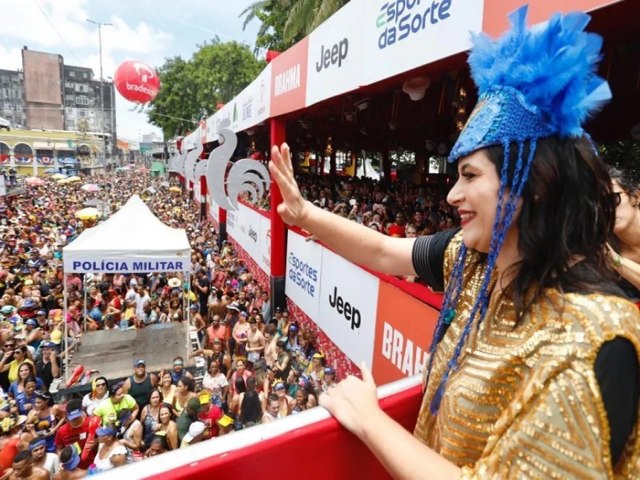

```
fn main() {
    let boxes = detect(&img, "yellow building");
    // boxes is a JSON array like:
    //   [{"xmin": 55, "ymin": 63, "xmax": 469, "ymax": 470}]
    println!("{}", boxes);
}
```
[{"xmin": 0, "ymin": 128, "xmax": 107, "ymax": 176}]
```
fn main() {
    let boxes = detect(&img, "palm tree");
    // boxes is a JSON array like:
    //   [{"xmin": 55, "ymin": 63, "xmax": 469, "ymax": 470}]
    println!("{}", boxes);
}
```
[
  {"xmin": 241, "ymin": 0, "xmax": 349, "ymax": 52},
  {"xmin": 283, "ymin": 0, "xmax": 349, "ymax": 42}
]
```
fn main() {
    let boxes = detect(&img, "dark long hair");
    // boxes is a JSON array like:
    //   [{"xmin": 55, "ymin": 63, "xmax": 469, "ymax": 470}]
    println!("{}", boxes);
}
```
[{"xmin": 486, "ymin": 136, "xmax": 618, "ymax": 320}]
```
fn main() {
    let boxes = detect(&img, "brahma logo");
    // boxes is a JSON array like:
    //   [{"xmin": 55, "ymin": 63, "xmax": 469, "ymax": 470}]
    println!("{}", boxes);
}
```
[
  {"xmin": 376, "ymin": 0, "xmax": 453, "ymax": 49},
  {"xmin": 206, "ymin": 129, "xmax": 270, "ymax": 212}
]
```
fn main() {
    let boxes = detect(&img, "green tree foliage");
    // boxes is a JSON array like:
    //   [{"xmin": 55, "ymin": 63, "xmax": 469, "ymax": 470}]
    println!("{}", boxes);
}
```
[
  {"xmin": 147, "ymin": 40, "xmax": 265, "ymax": 139},
  {"xmin": 240, "ymin": 0, "xmax": 293, "ymax": 53},
  {"xmin": 241, "ymin": 0, "xmax": 349, "ymax": 53}
]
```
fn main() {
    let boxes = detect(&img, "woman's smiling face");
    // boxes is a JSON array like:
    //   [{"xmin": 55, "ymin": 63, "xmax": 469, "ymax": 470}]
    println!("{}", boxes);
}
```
[{"xmin": 446, "ymin": 150, "xmax": 502, "ymax": 253}]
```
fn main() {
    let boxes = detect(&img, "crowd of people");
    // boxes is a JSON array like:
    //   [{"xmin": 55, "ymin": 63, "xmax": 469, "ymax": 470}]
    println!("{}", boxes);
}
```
[{"xmin": 0, "ymin": 166, "xmax": 392, "ymax": 478}]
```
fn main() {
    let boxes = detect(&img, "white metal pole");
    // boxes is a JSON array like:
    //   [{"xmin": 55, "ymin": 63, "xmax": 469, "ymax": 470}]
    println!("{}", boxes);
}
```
[{"xmin": 63, "ymin": 277, "xmax": 69, "ymax": 383}]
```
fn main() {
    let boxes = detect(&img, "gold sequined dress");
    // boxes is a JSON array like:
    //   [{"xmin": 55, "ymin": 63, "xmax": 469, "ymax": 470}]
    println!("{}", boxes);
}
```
[{"xmin": 414, "ymin": 235, "xmax": 640, "ymax": 479}]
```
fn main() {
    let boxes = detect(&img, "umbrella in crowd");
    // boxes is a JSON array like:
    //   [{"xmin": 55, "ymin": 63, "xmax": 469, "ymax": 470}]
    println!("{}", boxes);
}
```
[
  {"xmin": 169, "ymin": 186, "xmax": 182, "ymax": 193},
  {"xmin": 51, "ymin": 173, "xmax": 66, "ymax": 179},
  {"xmin": 81, "ymin": 183, "xmax": 100, "ymax": 192},
  {"xmin": 74, "ymin": 207, "xmax": 101, "ymax": 220},
  {"xmin": 67, "ymin": 176, "xmax": 82, "ymax": 182},
  {"xmin": 25, "ymin": 176, "xmax": 45, "ymax": 186}
]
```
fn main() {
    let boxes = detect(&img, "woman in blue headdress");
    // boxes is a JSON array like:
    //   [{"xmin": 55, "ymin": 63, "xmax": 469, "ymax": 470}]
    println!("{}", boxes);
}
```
[{"xmin": 269, "ymin": 6, "xmax": 640, "ymax": 479}]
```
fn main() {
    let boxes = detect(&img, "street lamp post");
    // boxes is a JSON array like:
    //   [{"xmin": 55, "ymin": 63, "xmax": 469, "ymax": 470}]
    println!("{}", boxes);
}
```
[{"xmin": 86, "ymin": 19, "xmax": 112, "ymax": 171}]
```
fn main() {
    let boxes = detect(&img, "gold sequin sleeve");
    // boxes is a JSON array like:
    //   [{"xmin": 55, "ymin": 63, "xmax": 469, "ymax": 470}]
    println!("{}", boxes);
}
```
[{"xmin": 460, "ymin": 365, "xmax": 612, "ymax": 480}]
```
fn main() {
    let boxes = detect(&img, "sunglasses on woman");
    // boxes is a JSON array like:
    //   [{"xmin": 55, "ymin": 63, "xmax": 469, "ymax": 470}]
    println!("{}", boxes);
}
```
[{"xmin": 612, "ymin": 191, "xmax": 625, "ymax": 206}]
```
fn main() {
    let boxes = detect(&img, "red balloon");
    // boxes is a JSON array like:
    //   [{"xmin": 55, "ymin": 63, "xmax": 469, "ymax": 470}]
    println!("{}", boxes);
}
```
[{"xmin": 113, "ymin": 60, "xmax": 160, "ymax": 103}]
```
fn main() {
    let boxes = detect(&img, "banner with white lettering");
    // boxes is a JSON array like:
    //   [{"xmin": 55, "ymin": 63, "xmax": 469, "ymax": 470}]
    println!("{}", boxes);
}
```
[
  {"xmin": 318, "ymin": 248, "xmax": 379, "ymax": 366},
  {"xmin": 285, "ymin": 230, "xmax": 322, "ymax": 321},
  {"xmin": 306, "ymin": 0, "xmax": 364, "ymax": 107},
  {"xmin": 362, "ymin": 0, "xmax": 484, "ymax": 85},
  {"xmin": 64, "ymin": 256, "xmax": 189, "ymax": 273}
]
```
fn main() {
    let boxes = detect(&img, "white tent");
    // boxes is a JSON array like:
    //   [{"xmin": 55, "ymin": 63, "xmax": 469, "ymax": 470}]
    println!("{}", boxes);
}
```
[
  {"xmin": 63, "ymin": 195, "xmax": 191, "ymax": 273},
  {"xmin": 61, "ymin": 195, "xmax": 192, "ymax": 383}
]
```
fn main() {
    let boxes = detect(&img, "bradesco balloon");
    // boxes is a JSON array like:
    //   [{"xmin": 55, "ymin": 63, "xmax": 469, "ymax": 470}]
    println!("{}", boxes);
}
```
[{"xmin": 114, "ymin": 60, "xmax": 160, "ymax": 103}]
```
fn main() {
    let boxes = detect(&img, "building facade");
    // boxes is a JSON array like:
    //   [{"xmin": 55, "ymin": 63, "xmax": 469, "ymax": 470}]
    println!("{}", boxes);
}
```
[
  {"xmin": 0, "ymin": 47, "xmax": 116, "ymax": 161},
  {"xmin": 0, "ymin": 69, "xmax": 26, "ymax": 128}
]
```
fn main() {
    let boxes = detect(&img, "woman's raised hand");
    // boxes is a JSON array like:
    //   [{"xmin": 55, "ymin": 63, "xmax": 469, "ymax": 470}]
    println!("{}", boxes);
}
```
[{"xmin": 269, "ymin": 143, "xmax": 309, "ymax": 227}]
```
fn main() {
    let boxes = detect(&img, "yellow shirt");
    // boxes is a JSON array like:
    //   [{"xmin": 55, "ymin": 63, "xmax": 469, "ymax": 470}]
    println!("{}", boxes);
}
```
[{"xmin": 8, "ymin": 359, "xmax": 34, "ymax": 384}]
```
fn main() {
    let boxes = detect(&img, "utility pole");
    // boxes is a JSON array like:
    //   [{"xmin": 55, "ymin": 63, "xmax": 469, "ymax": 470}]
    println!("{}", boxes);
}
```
[{"xmin": 86, "ymin": 19, "xmax": 112, "ymax": 171}]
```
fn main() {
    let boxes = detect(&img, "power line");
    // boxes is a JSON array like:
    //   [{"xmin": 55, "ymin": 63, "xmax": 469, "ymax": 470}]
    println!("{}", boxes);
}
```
[{"xmin": 31, "ymin": 0, "xmax": 81, "ymax": 64}]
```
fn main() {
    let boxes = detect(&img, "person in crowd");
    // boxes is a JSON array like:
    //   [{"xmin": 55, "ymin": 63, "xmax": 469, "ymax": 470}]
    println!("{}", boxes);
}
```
[
  {"xmin": 176, "ymin": 397, "xmax": 202, "ymax": 443},
  {"xmin": 196, "ymin": 391, "xmax": 223, "ymax": 439},
  {"xmin": 261, "ymin": 394, "xmax": 279, "ymax": 424},
  {"xmin": 57, "ymin": 446, "xmax": 87, "ymax": 479},
  {"xmin": 0, "ymin": 345, "xmax": 33, "ymax": 384},
  {"xmin": 272, "ymin": 341, "xmax": 290, "ymax": 380},
  {"xmin": 93, "ymin": 384, "xmax": 138, "ymax": 427},
  {"xmin": 238, "ymin": 377, "xmax": 262, "ymax": 428},
  {"xmin": 200, "ymin": 360, "xmax": 228, "ymax": 408},
  {"xmin": 25, "ymin": 391, "xmax": 63, "ymax": 453},
  {"xmin": 81, "ymin": 377, "xmax": 109, "ymax": 416},
  {"xmin": 116, "ymin": 408, "xmax": 143, "ymax": 461},
  {"xmin": 93, "ymin": 426, "xmax": 127, "ymax": 473},
  {"xmin": 168, "ymin": 357, "xmax": 192, "ymax": 385},
  {"xmin": 268, "ymin": 7, "xmax": 640, "ymax": 477},
  {"xmin": 28, "ymin": 437, "xmax": 60, "ymax": 476},
  {"xmin": 172, "ymin": 377, "xmax": 196, "ymax": 417},
  {"xmin": 8, "ymin": 362, "xmax": 44, "ymax": 400},
  {"xmin": 33, "ymin": 342, "xmax": 59, "ymax": 392},
  {"xmin": 6, "ymin": 450, "xmax": 49, "ymax": 480},
  {"xmin": 140, "ymin": 390, "xmax": 163, "ymax": 452},
  {"xmin": 179, "ymin": 421, "xmax": 206, "ymax": 449},
  {"xmin": 157, "ymin": 371, "xmax": 177, "ymax": 407},
  {"xmin": 607, "ymin": 166, "xmax": 640, "ymax": 300},
  {"xmin": 245, "ymin": 318, "xmax": 265, "ymax": 365},
  {"xmin": 121, "ymin": 360, "xmax": 158, "ymax": 412},
  {"xmin": 273, "ymin": 382, "xmax": 291, "ymax": 419},
  {"xmin": 154, "ymin": 404, "xmax": 178, "ymax": 451},
  {"xmin": 54, "ymin": 399, "xmax": 100, "ymax": 470},
  {"xmin": 143, "ymin": 437, "xmax": 166, "ymax": 458}
]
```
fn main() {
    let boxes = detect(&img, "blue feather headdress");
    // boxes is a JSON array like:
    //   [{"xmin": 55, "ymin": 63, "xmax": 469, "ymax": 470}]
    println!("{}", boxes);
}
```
[{"xmin": 426, "ymin": 5, "xmax": 612, "ymax": 415}]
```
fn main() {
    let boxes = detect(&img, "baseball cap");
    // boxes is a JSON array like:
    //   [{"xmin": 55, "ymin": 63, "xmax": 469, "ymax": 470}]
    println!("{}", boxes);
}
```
[
  {"xmin": 96, "ymin": 426, "xmax": 118, "ymax": 437},
  {"xmin": 25, "ymin": 319, "xmax": 37, "ymax": 327},
  {"xmin": 66, "ymin": 407, "xmax": 83, "ymax": 421},
  {"xmin": 324, "ymin": 367, "xmax": 335, "ymax": 375},
  {"xmin": 50, "ymin": 330, "xmax": 62, "ymax": 344},
  {"xmin": 41, "ymin": 341, "xmax": 58, "ymax": 349},
  {"xmin": 183, "ymin": 421, "xmax": 205, "ymax": 443},
  {"xmin": 240, "ymin": 311, "xmax": 248, "ymax": 317},
  {"xmin": 36, "ymin": 310, "xmax": 46, "ymax": 316},
  {"xmin": 61, "ymin": 447, "xmax": 81, "ymax": 470},
  {"xmin": 217, "ymin": 415, "xmax": 234, "ymax": 428},
  {"xmin": 134, "ymin": 359, "xmax": 146, "ymax": 367},
  {"xmin": 198, "ymin": 391, "xmax": 211, "ymax": 405},
  {"xmin": 274, "ymin": 382, "xmax": 285, "ymax": 391}
]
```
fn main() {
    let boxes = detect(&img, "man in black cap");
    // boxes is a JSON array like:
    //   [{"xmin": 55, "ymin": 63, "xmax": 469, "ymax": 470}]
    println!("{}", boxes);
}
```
[
  {"xmin": 35, "ymin": 341, "xmax": 60, "ymax": 391},
  {"xmin": 122, "ymin": 359, "xmax": 158, "ymax": 412}
]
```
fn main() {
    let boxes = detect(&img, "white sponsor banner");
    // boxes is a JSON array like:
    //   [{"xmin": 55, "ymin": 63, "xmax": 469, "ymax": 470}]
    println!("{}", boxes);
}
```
[
  {"xmin": 64, "ymin": 256, "xmax": 189, "ymax": 273},
  {"xmin": 306, "ymin": 0, "xmax": 364, "ymax": 107},
  {"xmin": 362, "ymin": 0, "xmax": 483, "ymax": 85},
  {"xmin": 318, "ymin": 248, "xmax": 379, "ymax": 366},
  {"xmin": 228, "ymin": 203, "xmax": 269, "ymax": 275},
  {"xmin": 259, "ymin": 215, "xmax": 271, "ymax": 274},
  {"xmin": 0, "ymin": 176, "xmax": 5, "ymax": 196},
  {"xmin": 209, "ymin": 196, "xmax": 220, "ymax": 223},
  {"xmin": 205, "ymin": 64, "xmax": 272, "ymax": 140},
  {"xmin": 285, "ymin": 230, "xmax": 322, "ymax": 321}
]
